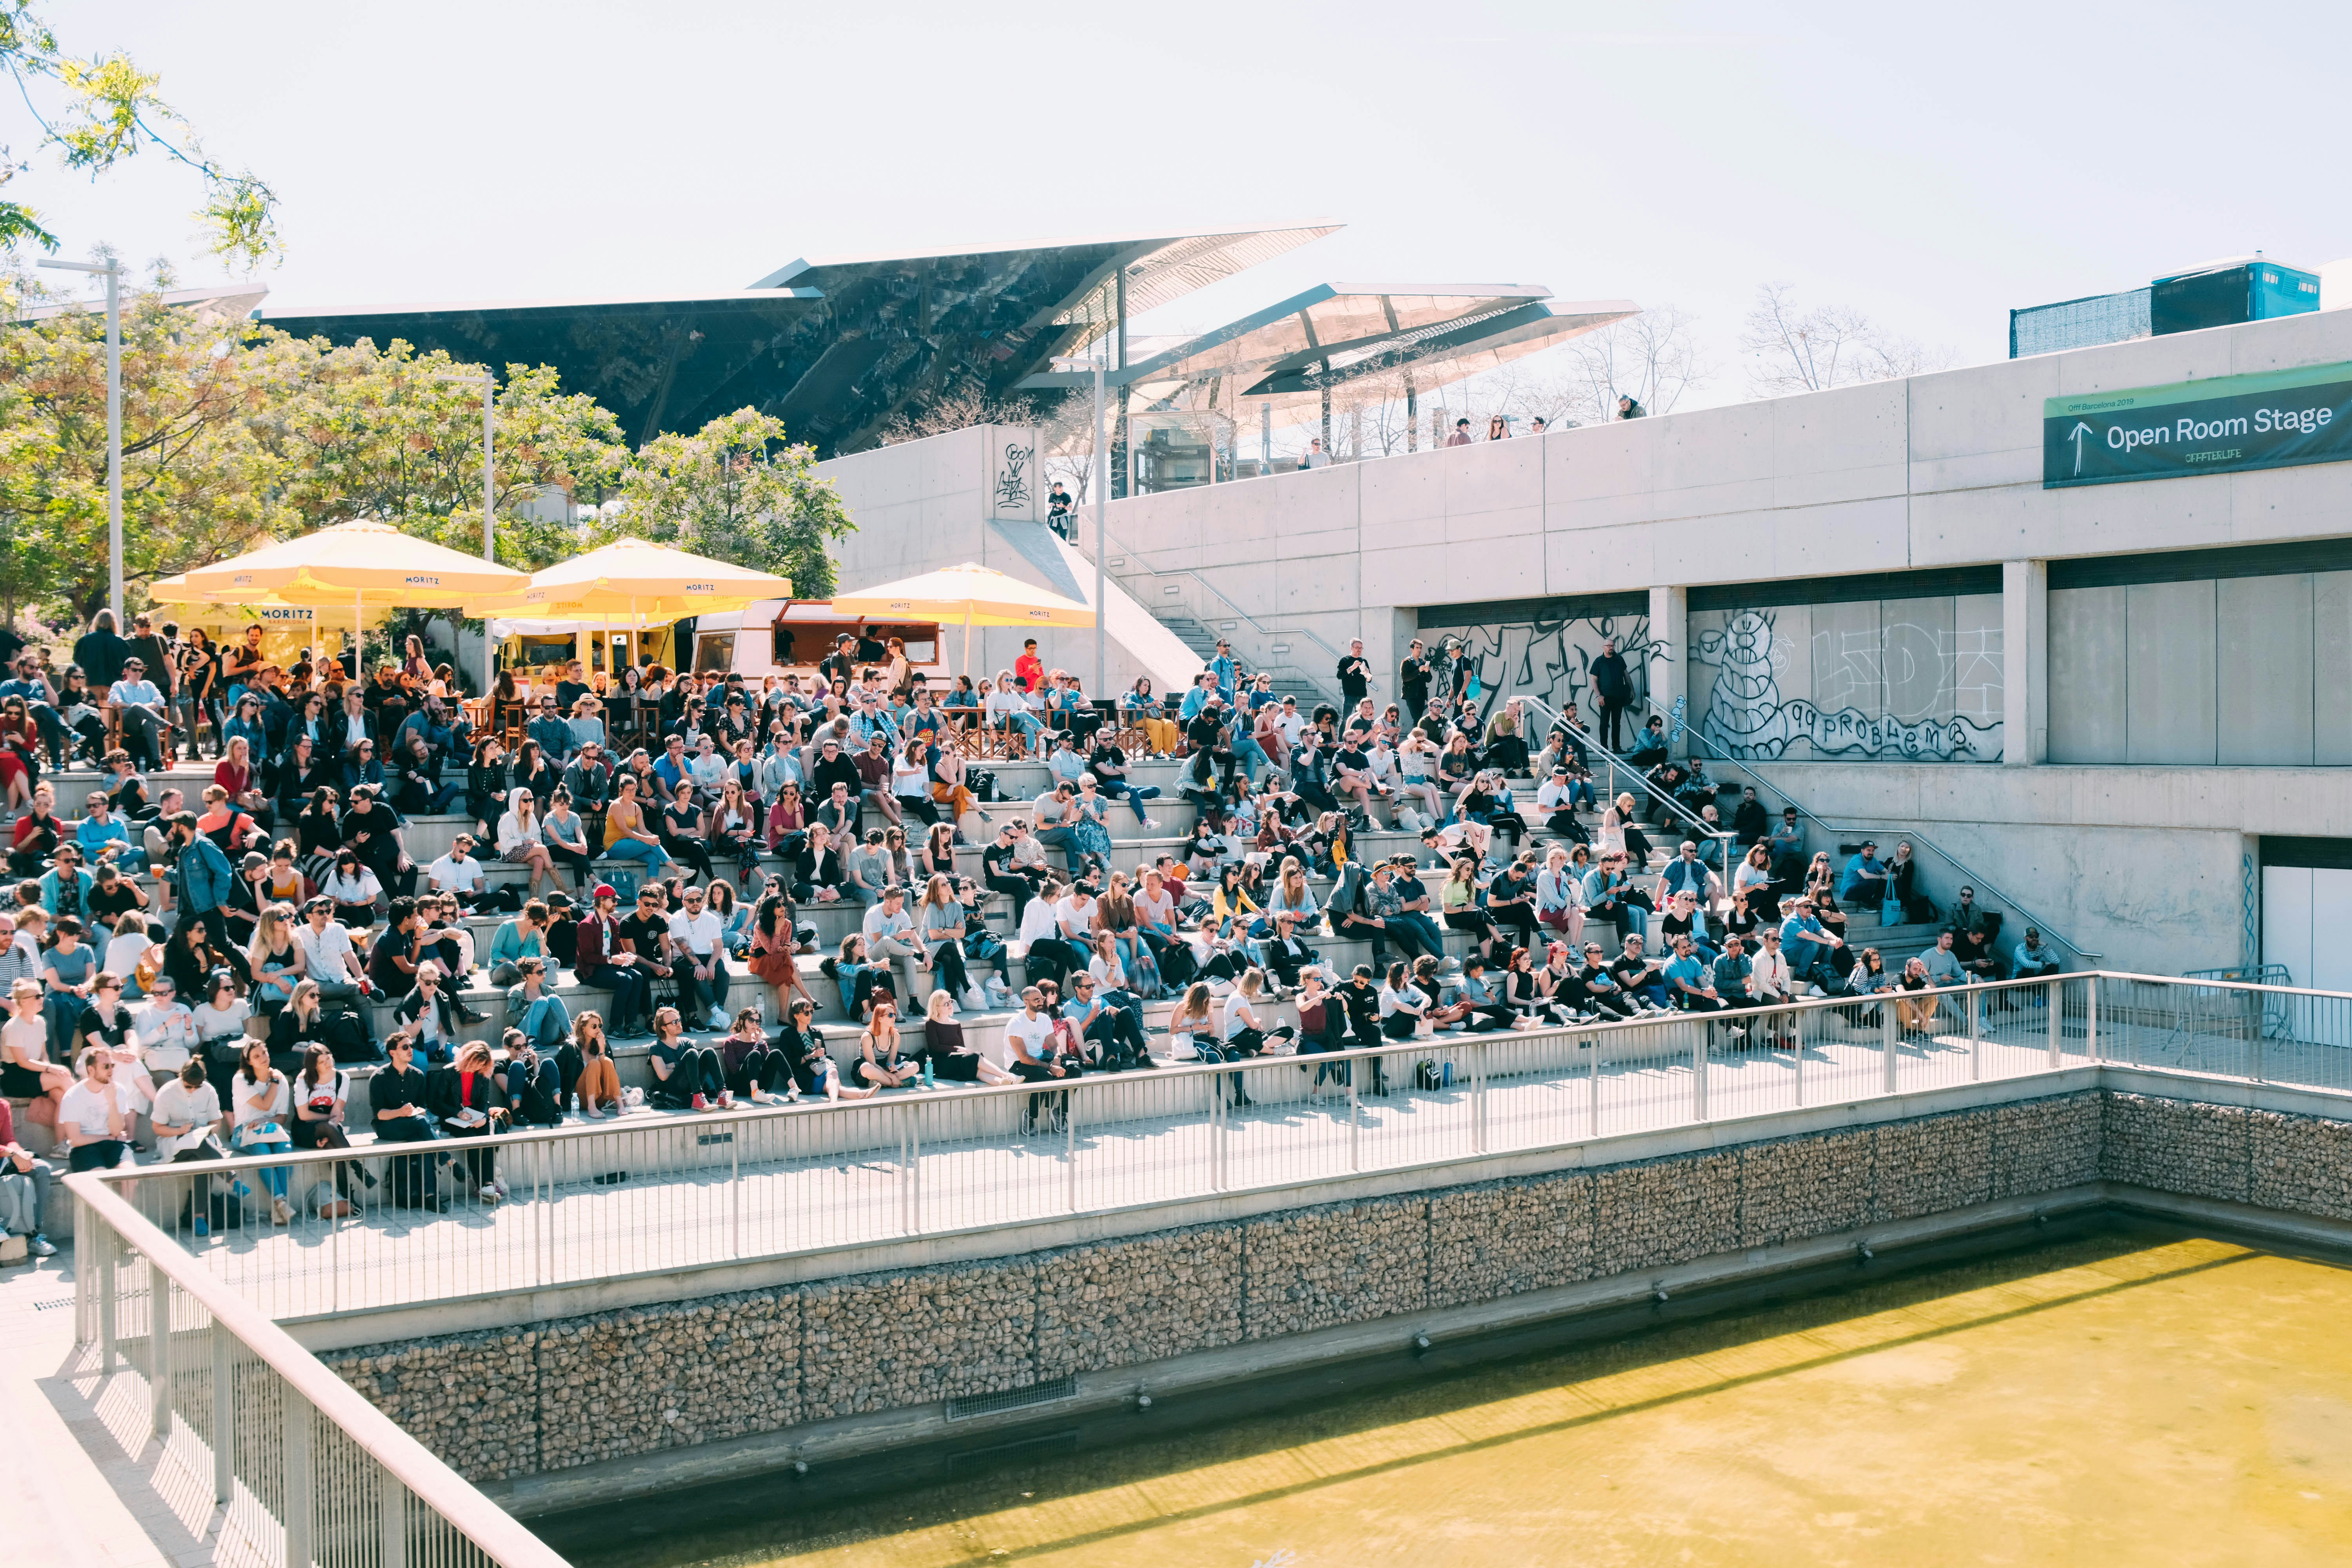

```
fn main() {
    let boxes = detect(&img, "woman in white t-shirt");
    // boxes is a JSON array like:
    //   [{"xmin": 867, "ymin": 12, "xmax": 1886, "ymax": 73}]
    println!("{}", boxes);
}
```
[{"xmin": 230, "ymin": 1039, "xmax": 295, "ymax": 1225}]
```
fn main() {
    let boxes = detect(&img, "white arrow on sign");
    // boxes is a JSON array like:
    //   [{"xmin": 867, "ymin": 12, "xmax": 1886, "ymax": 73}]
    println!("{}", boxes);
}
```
[{"xmin": 2068, "ymin": 420, "xmax": 2096, "ymax": 476}]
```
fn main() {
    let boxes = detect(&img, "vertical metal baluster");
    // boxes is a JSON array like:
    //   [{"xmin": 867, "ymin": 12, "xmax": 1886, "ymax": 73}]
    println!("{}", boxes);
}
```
[
  {"xmin": 2048, "ymin": 979, "xmax": 2062, "ymax": 1068},
  {"xmin": 1472, "ymin": 1038, "xmax": 1487, "ymax": 1154},
  {"xmin": 149, "ymin": 1259, "xmax": 171, "ymax": 1439},
  {"xmin": 1065, "ymin": 1085, "xmax": 1078, "ymax": 1214},
  {"xmin": 1692, "ymin": 1025, "xmax": 1708, "ymax": 1122},
  {"xmin": 907, "ymin": 1105, "xmax": 921, "ymax": 1235},
  {"xmin": 379, "ymin": 1468, "xmax": 408, "ymax": 1568},
  {"xmin": 1349, "ymin": 1073, "xmax": 1361, "ymax": 1173},
  {"xmin": 1969, "ymin": 989, "xmax": 1982, "ymax": 1081},
  {"xmin": 2084, "ymin": 976, "xmax": 2098, "ymax": 1065},
  {"xmin": 211, "ymin": 1320, "xmax": 232, "ymax": 1504},
  {"xmin": 1881, "ymin": 996, "xmax": 1898, "ymax": 1094},
  {"xmin": 283, "ymin": 1388, "xmax": 314, "ymax": 1568},
  {"xmin": 1792, "ymin": 1008, "xmax": 1804, "ymax": 1107},
  {"xmin": 98, "ymin": 1222, "xmax": 117, "ymax": 1375},
  {"xmin": 1587, "ymin": 1029, "xmax": 1601, "ymax": 1139}
]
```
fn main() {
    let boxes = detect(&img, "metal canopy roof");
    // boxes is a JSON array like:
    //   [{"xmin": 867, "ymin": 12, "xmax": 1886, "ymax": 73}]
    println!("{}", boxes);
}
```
[
  {"xmin": 259, "ymin": 222, "xmax": 1341, "ymax": 453},
  {"xmin": 1020, "ymin": 286, "xmax": 1642, "ymax": 416}
]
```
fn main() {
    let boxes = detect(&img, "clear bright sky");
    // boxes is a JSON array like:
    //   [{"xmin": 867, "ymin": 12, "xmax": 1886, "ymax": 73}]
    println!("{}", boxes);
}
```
[{"xmin": 22, "ymin": 0, "xmax": 2352, "ymax": 409}]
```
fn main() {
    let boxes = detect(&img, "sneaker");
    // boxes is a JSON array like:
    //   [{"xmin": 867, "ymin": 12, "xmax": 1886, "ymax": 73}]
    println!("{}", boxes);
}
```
[
  {"xmin": 718, "ymin": 1090, "xmax": 735, "ymax": 1109},
  {"xmin": 691, "ymin": 1093, "xmax": 709, "ymax": 1112},
  {"xmin": 1142, "ymin": 819, "xmax": 1161, "ymax": 831},
  {"xmin": 28, "ymin": 1233, "xmax": 55, "ymax": 1258},
  {"xmin": 479, "ymin": 1185, "xmax": 501, "ymax": 1205},
  {"xmin": 270, "ymin": 1197, "xmax": 294, "ymax": 1226},
  {"xmin": 709, "ymin": 1009, "xmax": 730, "ymax": 1031}
]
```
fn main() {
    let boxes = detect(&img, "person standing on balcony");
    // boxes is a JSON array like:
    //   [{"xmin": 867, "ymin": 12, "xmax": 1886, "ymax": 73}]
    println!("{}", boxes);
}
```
[
  {"xmin": 1300, "ymin": 437, "xmax": 1331, "ymax": 469},
  {"xmin": 1588, "ymin": 637, "xmax": 1633, "ymax": 753},
  {"xmin": 1445, "ymin": 418, "xmax": 1473, "ymax": 447},
  {"xmin": 1337, "ymin": 640, "xmax": 1372, "ymax": 709}
]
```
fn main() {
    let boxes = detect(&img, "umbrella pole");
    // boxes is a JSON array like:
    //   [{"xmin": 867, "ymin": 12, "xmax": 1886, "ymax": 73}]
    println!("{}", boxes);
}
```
[
  {"xmin": 354, "ymin": 589, "xmax": 363, "ymax": 681},
  {"xmin": 962, "ymin": 610, "xmax": 972, "ymax": 687}
]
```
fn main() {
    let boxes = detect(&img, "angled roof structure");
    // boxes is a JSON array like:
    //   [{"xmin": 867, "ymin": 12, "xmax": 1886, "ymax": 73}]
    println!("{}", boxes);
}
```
[
  {"xmin": 260, "ymin": 222, "xmax": 1339, "ymax": 453},
  {"xmin": 1021, "ymin": 284, "xmax": 1641, "ymax": 416}
]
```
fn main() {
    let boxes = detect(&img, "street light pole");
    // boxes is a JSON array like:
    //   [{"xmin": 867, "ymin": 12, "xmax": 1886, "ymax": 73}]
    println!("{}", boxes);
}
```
[
  {"xmin": 434, "ymin": 368, "xmax": 496, "ymax": 697},
  {"xmin": 39, "ymin": 256, "xmax": 123, "ymax": 626}
]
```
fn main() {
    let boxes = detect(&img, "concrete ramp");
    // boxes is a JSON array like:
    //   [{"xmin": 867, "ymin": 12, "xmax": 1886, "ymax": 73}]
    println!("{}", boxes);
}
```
[{"xmin": 991, "ymin": 520, "xmax": 1201, "ymax": 693}]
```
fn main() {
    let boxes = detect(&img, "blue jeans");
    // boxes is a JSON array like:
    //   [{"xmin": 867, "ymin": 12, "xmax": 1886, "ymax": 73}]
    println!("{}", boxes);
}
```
[
  {"xmin": 1098, "ymin": 778, "xmax": 1161, "ymax": 822},
  {"xmin": 1231, "ymin": 735, "xmax": 1269, "ymax": 785},
  {"xmin": 606, "ymin": 837, "xmax": 671, "ymax": 871},
  {"xmin": 240, "ymin": 1137, "xmax": 293, "ymax": 1200},
  {"xmin": 1033, "ymin": 822, "xmax": 1082, "ymax": 873}
]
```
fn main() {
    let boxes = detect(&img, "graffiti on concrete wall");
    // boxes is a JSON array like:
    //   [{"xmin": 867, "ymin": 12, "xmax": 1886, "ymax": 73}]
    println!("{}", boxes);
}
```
[
  {"xmin": 1688, "ymin": 601, "xmax": 2003, "ymax": 762},
  {"xmin": 1436, "ymin": 612, "xmax": 1660, "ymax": 731}
]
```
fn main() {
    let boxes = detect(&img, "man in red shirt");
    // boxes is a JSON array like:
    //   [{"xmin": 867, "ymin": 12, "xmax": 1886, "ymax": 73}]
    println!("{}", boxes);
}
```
[{"xmin": 1014, "ymin": 640, "xmax": 1045, "ymax": 693}]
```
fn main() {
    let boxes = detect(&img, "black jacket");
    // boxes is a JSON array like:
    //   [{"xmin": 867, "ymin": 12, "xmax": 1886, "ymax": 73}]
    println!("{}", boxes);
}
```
[{"xmin": 423, "ymin": 1064, "xmax": 508, "ymax": 1123}]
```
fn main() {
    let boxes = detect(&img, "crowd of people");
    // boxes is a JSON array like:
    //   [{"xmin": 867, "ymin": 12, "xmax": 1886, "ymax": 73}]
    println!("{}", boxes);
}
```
[{"xmin": 0, "ymin": 609, "xmax": 2072, "ymax": 1249}]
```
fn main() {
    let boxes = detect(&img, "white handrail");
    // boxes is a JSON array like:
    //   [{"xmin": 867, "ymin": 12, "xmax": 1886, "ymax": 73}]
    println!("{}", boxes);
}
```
[{"xmin": 66, "ymin": 1170, "xmax": 569, "ymax": 1568}]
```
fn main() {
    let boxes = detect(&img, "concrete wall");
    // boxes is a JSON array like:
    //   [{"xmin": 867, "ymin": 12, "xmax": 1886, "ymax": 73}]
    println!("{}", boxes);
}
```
[
  {"xmin": 1735, "ymin": 760, "xmax": 2352, "ymax": 973},
  {"xmin": 1690, "ymin": 592, "xmax": 2005, "ymax": 762},
  {"xmin": 2049, "ymin": 570, "xmax": 2352, "ymax": 766},
  {"xmin": 328, "ymin": 1090, "xmax": 2115, "ymax": 1487}
]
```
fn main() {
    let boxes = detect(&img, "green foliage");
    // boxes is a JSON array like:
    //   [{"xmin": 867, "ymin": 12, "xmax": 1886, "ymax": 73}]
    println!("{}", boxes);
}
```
[
  {"xmin": 0, "ymin": 3, "xmax": 279, "ymax": 268},
  {"xmin": 249, "ymin": 339, "xmax": 629, "ymax": 570},
  {"xmin": 0, "ymin": 274, "xmax": 288, "ymax": 618},
  {"xmin": 615, "ymin": 407, "xmax": 856, "ymax": 598},
  {"xmin": 0, "ymin": 291, "xmax": 860, "ymax": 622}
]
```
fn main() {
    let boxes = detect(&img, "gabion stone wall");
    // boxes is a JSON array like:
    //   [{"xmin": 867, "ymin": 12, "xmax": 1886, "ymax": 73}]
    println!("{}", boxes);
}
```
[{"xmin": 327, "ymin": 1088, "xmax": 2342, "ymax": 1486}]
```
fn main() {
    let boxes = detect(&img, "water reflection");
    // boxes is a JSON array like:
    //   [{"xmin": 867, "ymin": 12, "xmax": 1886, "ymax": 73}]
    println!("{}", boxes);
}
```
[{"xmin": 545, "ymin": 1227, "xmax": 2352, "ymax": 1567}]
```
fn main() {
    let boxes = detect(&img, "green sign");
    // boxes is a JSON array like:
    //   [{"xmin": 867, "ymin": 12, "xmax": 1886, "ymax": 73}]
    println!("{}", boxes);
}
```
[{"xmin": 2043, "ymin": 360, "xmax": 2352, "ymax": 488}]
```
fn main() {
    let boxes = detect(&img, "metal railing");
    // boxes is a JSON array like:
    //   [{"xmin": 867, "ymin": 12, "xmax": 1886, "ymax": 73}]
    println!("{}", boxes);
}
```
[
  {"xmin": 90, "ymin": 972, "xmax": 2120, "ymax": 1321},
  {"xmin": 1681, "ymin": 738, "xmax": 2101, "ymax": 967},
  {"xmin": 65, "ymin": 1172, "xmax": 567, "ymax": 1568},
  {"xmin": 1515, "ymin": 695, "xmax": 1739, "ymax": 878}
]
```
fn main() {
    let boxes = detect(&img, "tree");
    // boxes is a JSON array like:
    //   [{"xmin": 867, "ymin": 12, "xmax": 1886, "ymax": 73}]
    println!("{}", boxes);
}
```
[
  {"xmin": 252, "ymin": 338, "xmax": 630, "ymax": 569},
  {"xmin": 0, "ymin": 2, "xmax": 278, "ymax": 267},
  {"xmin": 617, "ymin": 407, "xmax": 856, "ymax": 599},
  {"xmin": 0, "ymin": 268, "xmax": 288, "ymax": 620},
  {"xmin": 1739, "ymin": 283, "xmax": 1951, "ymax": 397}
]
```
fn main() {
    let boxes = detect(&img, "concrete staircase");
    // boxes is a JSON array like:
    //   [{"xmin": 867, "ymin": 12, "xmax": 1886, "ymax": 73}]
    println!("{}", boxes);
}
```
[{"xmin": 1154, "ymin": 612, "xmax": 1326, "ymax": 708}]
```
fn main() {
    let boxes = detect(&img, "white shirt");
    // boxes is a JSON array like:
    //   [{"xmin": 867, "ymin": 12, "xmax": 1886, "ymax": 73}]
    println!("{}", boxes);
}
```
[
  {"xmin": 103, "ymin": 931, "xmax": 152, "ymax": 982},
  {"xmin": 320, "ymin": 868, "xmax": 382, "ymax": 908},
  {"xmin": 496, "ymin": 810, "xmax": 543, "ymax": 852},
  {"xmin": 426, "ymin": 853, "xmax": 485, "ymax": 894},
  {"xmin": 229, "ymin": 1070, "xmax": 290, "ymax": 1139},
  {"xmin": 1017, "ymin": 898, "xmax": 1061, "ymax": 945},
  {"xmin": 191, "ymin": 997, "xmax": 250, "ymax": 1044},
  {"xmin": 296, "ymin": 921, "xmax": 358, "ymax": 986},
  {"xmin": 150, "ymin": 1078, "xmax": 220, "ymax": 1159},
  {"xmin": 1054, "ymin": 896, "xmax": 1095, "ymax": 941},
  {"xmin": 1002, "ymin": 1010, "xmax": 1054, "ymax": 1068},
  {"xmin": 861, "ymin": 905, "xmax": 913, "ymax": 944},
  {"xmin": 668, "ymin": 909, "xmax": 723, "ymax": 957},
  {"xmin": 1752, "ymin": 947, "xmax": 1793, "ymax": 996},
  {"xmin": 60, "ymin": 1078, "xmax": 135, "ymax": 1139}
]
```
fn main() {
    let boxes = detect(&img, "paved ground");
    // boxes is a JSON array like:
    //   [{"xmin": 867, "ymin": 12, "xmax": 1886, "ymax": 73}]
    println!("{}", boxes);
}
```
[{"xmin": 141, "ymin": 1002, "xmax": 2114, "ymax": 1322}]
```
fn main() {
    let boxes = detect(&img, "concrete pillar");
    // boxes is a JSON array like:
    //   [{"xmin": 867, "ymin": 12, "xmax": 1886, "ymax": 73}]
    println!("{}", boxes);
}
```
[
  {"xmin": 2003, "ymin": 559, "xmax": 2047, "ymax": 765},
  {"xmin": 1648, "ymin": 584, "xmax": 1687, "ymax": 748}
]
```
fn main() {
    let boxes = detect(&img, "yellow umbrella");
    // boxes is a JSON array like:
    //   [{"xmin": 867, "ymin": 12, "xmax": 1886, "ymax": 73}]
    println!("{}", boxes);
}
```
[
  {"xmin": 829, "ymin": 561, "xmax": 1095, "ymax": 681},
  {"xmin": 172, "ymin": 520, "xmax": 528, "ymax": 689},
  {"xmin": 459, "ymin": 537, "xmax": 789, "ymax": 620},
  {"xmin": 177, "ymin": 518, "xmax": 527, "ymax": 605}
]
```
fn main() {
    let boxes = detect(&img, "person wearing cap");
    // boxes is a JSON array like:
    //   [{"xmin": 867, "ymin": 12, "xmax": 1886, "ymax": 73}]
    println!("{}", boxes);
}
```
[
  {"xmin": 1839, "ymin": 841, "xmax": 1889, "ymax": 906},
  {"xmin": 107, "ymin": 656, "xmax": 171, "ymax": 770},
  {"xmin": 2012, "ymin": 927, "xmax": 2062, "ymax": 983},
  {"xmin": 573, "ymin": 884, "xmax": 652, "ymax": 1037}
]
